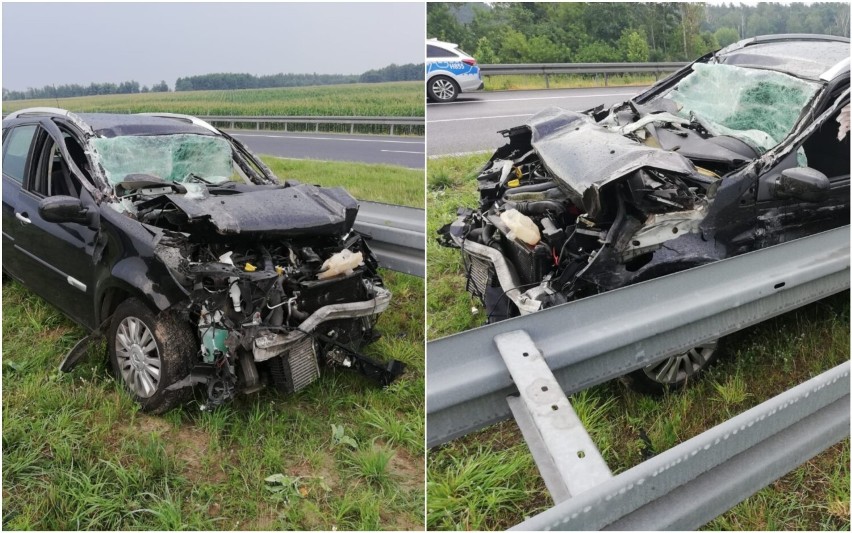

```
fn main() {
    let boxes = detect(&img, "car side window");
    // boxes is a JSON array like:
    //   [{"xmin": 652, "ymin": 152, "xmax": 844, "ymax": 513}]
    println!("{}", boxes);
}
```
[
  {"xmin": 30, "ymin": 133, "xmax": 82, "ymax": 198},
  {"xmin": 2, "ymin": 124, "xmax": 38, "ymax": 184},
  {"xmin": 801, "ymin": 100, "xmax": 850, "ymax": 180},
  {"xmin": 428, "ymin": 45, "xmax": 458, "ymax": 58}
]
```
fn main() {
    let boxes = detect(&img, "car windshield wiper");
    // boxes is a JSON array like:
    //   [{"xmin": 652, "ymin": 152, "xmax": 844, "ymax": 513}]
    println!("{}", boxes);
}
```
[
  {"xmin": 184, "ymin": 172, "xmax": 217, "ymax": 185},
  {"xmin": 184, "ymin": 172, "xmax": 237, "ymax": 189}
]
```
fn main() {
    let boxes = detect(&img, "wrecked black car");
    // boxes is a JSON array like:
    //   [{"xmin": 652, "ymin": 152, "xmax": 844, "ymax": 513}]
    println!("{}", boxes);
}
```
[
  {"xmin": 439, "ymin": 34, "xmax": 850, "ymax": 393},
  {"xmin": 2, "ymin": 108, "xmax": 402, "ymax": 412}
]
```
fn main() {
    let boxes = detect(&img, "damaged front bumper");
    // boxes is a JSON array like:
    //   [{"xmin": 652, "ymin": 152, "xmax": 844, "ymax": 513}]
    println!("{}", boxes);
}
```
[
  {"xmin": 443, "ymin": 221, "xmax": 543, "ymax": 315},
  {"xmin": 253, "ymin": 285, "xmax": 392, "ymax": 361}
]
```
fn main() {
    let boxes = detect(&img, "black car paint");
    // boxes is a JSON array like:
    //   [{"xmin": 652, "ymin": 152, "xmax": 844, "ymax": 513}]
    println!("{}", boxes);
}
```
[
  {"xmin": 3, "ymin": 115, "xmax": 199, "ymax": 330},
  {"xmin": 3, "ymin": 111, "xmax": 400, "ymax": 409}
]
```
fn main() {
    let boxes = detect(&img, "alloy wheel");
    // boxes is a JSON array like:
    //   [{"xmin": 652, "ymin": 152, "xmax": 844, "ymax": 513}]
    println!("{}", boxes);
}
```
[
  {"xmin": 115, "ymin": 316, "xmax": 161, "ymax": 398},
  {"xmin": 642, "ymin": 340, "xmax": 717, "ymax": 385},
  {"xmin": 432, "ymin": 78, "xmax": 456, "ymax": 101}
]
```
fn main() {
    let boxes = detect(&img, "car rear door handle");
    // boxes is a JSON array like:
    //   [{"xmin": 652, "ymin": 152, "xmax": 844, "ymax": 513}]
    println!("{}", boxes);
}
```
[{"xmin": 15, "ymin": 212, "xmax": 31, "ymax": 224}]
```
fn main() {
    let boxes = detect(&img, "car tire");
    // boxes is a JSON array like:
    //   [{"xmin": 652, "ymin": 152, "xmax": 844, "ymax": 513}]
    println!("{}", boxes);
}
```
[
  {"xmin": 428, "ymin": 76, "xmax": 460, "ymax": 103},
  {"xmin": 108, "ymin": 298, "xmax": 197, "ymax": 413},
  {"xmin": 620, "ymin": 263, "xmax": 727, "ymax": 395},
  {"xmin": 621, "ymin": 337, "xmax": 726, "ymax": 395}
]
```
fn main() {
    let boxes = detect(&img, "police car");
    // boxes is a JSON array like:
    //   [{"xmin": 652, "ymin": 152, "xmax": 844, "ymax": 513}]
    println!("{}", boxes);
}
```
[{"xmin": 426, "ymin": 38, "xmax": 483, "ymax": 102}]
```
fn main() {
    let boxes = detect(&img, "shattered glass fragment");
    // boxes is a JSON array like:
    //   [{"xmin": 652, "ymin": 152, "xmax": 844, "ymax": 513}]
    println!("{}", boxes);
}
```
[
  {"xmin": 663, "ymin": 63, "xmax": 819, "ymax": 153},
  {"xmin": 91, "ymin": 134, "xmax": 233, "ymax": 185}
]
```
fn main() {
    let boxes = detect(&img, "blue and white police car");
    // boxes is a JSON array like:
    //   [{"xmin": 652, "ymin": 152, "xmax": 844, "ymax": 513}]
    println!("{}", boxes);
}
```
[{"xmin": 426, "ymin": 38, "xmax": 483, "ymax": 103}]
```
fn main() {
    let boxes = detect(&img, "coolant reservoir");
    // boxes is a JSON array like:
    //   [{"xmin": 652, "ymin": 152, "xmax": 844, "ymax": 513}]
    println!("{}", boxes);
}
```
[
  {"xmin": 317, "ymin": 249, "xmax": 364, "ymax": 280},
  {"xmin": 500, "ymin": 208, "xmax": 541, "ymax": 246}
]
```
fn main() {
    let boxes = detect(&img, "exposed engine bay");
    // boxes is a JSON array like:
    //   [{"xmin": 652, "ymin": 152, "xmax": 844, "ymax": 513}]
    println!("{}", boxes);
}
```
[
  {"xmin": 439, "ymin": 103, "xmax": 745, "ymax": 319},
  {"xmin": 121, "ymin": 179, "xmax": 401, "ymax": 410}
]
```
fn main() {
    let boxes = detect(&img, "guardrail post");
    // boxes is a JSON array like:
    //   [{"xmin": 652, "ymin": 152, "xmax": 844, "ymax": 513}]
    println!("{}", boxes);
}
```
[
  {"xmin": 256, "ymin": 121, "xmax": 260, "ymax": 131},
  {"xmin": 604, "ymin": 72, "xmax": 608, "ymax": 87},
  {"xmin": 350, "ymin": 122, "xmax": 354, "ymax": 134},
  {"xmin": 544, "ymin": 72, "xmax": 550, "ymax": 89},
  {"xmin": 315, "ymin": 122, "xmax": 319, "ymax": 133},
  {"xmin": 496, "ymin": 330, "xmax": 612, "ymax": 503},
  {"xmin": 390, "ymin": 124, "xmax": 395, "ymax": 136}
]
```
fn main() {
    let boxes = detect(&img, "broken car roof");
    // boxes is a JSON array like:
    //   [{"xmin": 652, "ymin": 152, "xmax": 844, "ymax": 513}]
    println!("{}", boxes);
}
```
[
  {"xmin": 75, "ymin": 113, "xmax": 216, "ymax": 138},
  {"xmin": 719, "ymin": 39, "xmax": 849, "ymax": 81}
]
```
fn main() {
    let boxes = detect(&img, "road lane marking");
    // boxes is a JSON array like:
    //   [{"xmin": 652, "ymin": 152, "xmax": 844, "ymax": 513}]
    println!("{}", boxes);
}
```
[
  {"xmin": 428, "ymin": 150, "xmax": 492, "ymax": 158},
  {"xmin": 381, "ymin": 150, "xmax": 425, "ymax": 154},
  {"xmin": 426, "ymin": 91, "xmax": 640, "ymax": 106},
  {"xmin": 232, "ymin": 133, "xmax": 423, "ymax": 145},
  {"xmin": 429, "ymin": 113, "xmax": 533, "ymax": 124},
  {"xmin": 267, "ymin": 155, "xmax": 423, "ymax": 169}
]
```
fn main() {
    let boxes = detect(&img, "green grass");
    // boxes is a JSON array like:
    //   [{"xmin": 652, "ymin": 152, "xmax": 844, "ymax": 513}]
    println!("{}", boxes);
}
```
[
  {"xmin": 3, "ymin": 156, "xmax": 425, "ymax": 530},
  {"xmin": 3, "ymin": 270, "xmax": 424, "ymax": 531},
  {"xmin": 261, "ymin": 156, "xmax": 423, "ymax": 208},
  {"xmin": 425, "ymin": 153, "xmax": 850, "ymax": 531},
  {"xmin": 482, "ymin": 73, "xmax": 656, "ymax": 92},
  {"xmin": 426, "ymin": 153, "xmax": 492, "ymax": 339},
  {"xmin": 2, "ymin": 81, "xmax": 423, "ymax": 118}
]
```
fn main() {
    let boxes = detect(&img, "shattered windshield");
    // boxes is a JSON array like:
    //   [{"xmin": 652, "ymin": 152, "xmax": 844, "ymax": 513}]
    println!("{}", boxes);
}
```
[
  {"xmin": 91, "ymin": 134, "xmax": 234, "ymax": 186},
  {"xmin": 660, "ymin": 62, "xmax": 820, "ymax": 153}
]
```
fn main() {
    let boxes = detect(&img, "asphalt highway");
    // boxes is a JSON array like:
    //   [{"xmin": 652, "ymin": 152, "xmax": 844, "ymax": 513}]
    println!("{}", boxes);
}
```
[
  {"xmin": 230, "ymin": 130, "xmax": 425, "ymax": 169},
  {"xmin": 426, "ymin": 86, "xmax": 649, "ymax": 157}
]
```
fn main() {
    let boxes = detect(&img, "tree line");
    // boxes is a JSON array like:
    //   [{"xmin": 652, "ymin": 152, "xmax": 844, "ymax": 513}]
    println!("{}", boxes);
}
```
[
  {"xmin": 427, "ymin": 2, "xmax": 850, "ymax": 64},
  {"xmin": 3, "ymin": 63, "xmax": 424, "ymax": 101},
  {"xmin": 174, "ymin": 64, "xmax": 423, "ymax": 91},
  {"xmin": 3, "ymin": 81, "xmax": 169, "ymax": 101}
]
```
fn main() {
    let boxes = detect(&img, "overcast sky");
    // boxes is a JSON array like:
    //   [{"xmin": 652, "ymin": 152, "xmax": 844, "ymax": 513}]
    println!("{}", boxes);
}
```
[{"xmin": 2, "ymin": 2, "xmax": 425, "ymax": 91}]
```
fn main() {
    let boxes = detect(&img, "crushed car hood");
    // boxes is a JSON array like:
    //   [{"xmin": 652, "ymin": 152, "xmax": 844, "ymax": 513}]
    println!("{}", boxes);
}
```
[
  {"xmin": 526, "ymin": 107, "xmax": 697, "ymax": 211},
  {"xmin": 165, "ymin": 183, "xmax": 358, "ymax": 239}
]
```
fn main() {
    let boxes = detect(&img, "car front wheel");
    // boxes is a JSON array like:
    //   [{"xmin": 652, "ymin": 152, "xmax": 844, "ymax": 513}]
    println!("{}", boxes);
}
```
[
  {"xmin": 622, "ymin": 338, "xmax": 725, "ymax": 395},
  {"xmin": 428, "ymin": 76, "xmax": 460, "ymax": 103},
  {"xmin": 108, "ymin": 298, "xmax": 197, "ymax": 413}
]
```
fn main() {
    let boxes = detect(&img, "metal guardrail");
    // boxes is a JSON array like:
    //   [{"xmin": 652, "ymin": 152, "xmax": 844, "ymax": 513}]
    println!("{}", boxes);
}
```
[
  {"xmin": 355, "ymin": 201, "xmax": 424, "ymax": 277},
  {"xmin": 479, "ymin": 61, "xmax": 689, "ymax": 88},
  {"xmin": 427, "ymin": 226, "xmax": 850, "ymax": 445},
  {"xmin": 517, "ymin": 361, "xmax": 849, "ymax": 531},
  {"xmin": 2, "ymin": 112, "xmax": 425, "ymax": 135},
  {"xmin": 427, "ymin": 226, "xmax": 850, "ymax": 528},
  {"xmin": 198, "ymin": 115, "xmax": 425, "ymax": 135}
]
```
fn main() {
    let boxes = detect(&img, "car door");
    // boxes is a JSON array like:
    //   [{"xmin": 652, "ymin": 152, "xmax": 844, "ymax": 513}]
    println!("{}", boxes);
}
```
[
  {"xmin": 754, "ymin": 91, "xmax": 850, "ymax": 246},
  {"xmin": 12, "ymin": 120, "xmax": 98, "ymax": 328},
  {"xmin": 2, "ymin": 122, "xmax": 40, "ymax": 280}
]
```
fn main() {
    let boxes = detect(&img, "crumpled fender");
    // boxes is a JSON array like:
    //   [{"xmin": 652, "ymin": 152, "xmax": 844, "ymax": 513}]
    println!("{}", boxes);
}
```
[{"xmin": 92, "ymin": 208, "xmax": 190, "ymax": 322}]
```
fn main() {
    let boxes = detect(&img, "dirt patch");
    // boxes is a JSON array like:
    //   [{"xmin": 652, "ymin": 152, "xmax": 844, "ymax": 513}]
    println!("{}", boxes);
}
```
[
  {"xmin": 388, "ymin": 447, "xmax": 424, "ymax": 491},
  {"xmin": 239, "ymin": 505, "xmax": 281, "ymax": 531},
  {"xmin": 137, "ymin": 415, "xmax": 171, "ymax": 434},
  {"xmin": 170, "ymin": 424, "xmax": 228, "ymax": 485},
  {"xmin": 133, "ymin": 414, "xmax": 228, "ymax": 485},
  {"xmin": 286, "ymin": 453, "xmax": 340, "ymax": 490},
  {"xmin": 45, "ymin": 326, "xmax": 74, "ymax": 343}
]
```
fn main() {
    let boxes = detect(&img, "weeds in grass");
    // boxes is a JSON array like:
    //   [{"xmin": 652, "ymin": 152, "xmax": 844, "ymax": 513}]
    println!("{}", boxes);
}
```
[
  {"xmin": 361, "ymin": 407, "xmax": 419, "ymax": 450},
  {"xmin": 331, "ymin": 424, "xmax": 359, "ymax": 450},
  {"xmin": 428, "ymin": 444, "xmax": 535, "ymax": 530},
  {"xmin": 711, "ymin": 371, "xmax": 751, "ymax": 407},
  {"xmin": 346, "ymin": 446, "xmax": 395, "ymax": 489}
]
